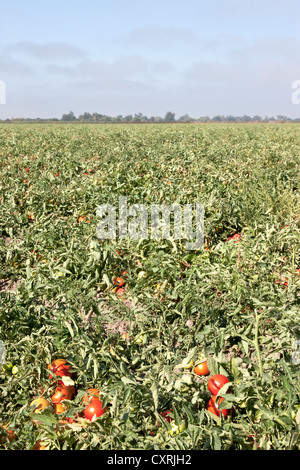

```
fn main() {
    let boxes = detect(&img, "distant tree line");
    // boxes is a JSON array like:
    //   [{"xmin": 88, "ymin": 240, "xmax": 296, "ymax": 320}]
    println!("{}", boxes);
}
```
[
  {"xmin": 56, "ymin": 111, "xmax": 300, "ymax": 123},
  {"xmin": 1, "ymin": 111, "xmax": 300, "ymax": 123}
]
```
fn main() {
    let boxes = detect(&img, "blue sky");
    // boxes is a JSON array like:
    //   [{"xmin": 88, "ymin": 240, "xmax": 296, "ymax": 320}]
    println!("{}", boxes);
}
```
[{"xmin": 1, "ymin": 0, "xmax": 300, "ymax": 119}]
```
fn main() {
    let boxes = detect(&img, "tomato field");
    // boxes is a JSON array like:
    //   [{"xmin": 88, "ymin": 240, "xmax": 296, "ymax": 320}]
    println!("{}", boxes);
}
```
[{"xmin": 0, "ymin": 122, "xmax": 299, "ymax": 450}]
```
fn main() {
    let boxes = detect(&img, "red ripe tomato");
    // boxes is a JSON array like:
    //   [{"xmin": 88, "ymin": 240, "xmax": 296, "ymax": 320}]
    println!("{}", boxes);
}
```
[
  {"xmin": 84, "ymin": 398, "xmax": 107, "ymax": 421},
  {"xmin": 207, "ymin": 396, "xmax": 230, "ymax": 419},
  {"xmin": 207, "ymin": 374, "xmax": 230, "ymax": 396},
  {"xmin": 157, "ymin": 409, "xmax": 173, "ymax": 427},
  {"xmin": 115, "ymin": 287, "xmax": 125, "ymax": 296},
  {"xmin": 32, "ymin": 440, "xmax": 48, "ymax": 450},
  {"xmin": 227, "ymin": 233, "xmax": 241, "ymax": 243},
  {"xmin": 51, "ymin": 385, "xmax": 76, "ymax": 404},
  {"xmin": 275, "ymin": 277, "xmax": 288, "ymax": 287},
  {"xmin": 248, "ymin": 434, "xmax": 260, "ymax": 449},
  {"xmin": 232, "ymin": 233, "xmax": 241, "ymax": 242},
  {"xmin": 114, "ymin": 277, "xmax": 125, "ymax": 288},
  {"xmin": 82, "ymin": 388, "xmax": 100, "ymax": 405},
  {"xmin": 47, "ymin": 359, "xmax": 72, "ymax": 380},
  {"xmin": 194, "ymin": 361, "xmax": 209, "ymax": 376},
  {"xmin": 54, "ymin": 403, "xmax": 68, "ymax": 414},
  {"xmin": 0, "ymin": 426, "xmax": 17, "ymax": 444},
  {"xmin": 160, "ymin": 410, "xmax": 173, "ymax": 423},
  {"xmin": 48, "ymin": 359, "xmax": 66, "ymax": 369}
]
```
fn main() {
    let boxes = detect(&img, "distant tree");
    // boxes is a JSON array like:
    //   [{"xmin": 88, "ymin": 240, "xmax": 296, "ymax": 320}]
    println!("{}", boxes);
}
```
[
  {"xmin": 124, "ymin": 115, "xmax": 133, "ymax": 122},
  {"xmin": 178, "ymin": 114, "xmax": 192, "ymax": 122},
  {"xmin": 225, "ymin": 115, "xmax": 236, "ymax": 122},
  {"xmin": 133, "ymin": 112, "xmax": 143, "ymax": 122},
  {"xmin": 198, "ymin": 116, "xmax": 211, "ymax": 122},
  {"xmin": 277, "ymin": 115, "xmax": 292, "ymax": 121},
  {"xmin": 252, "ymin": 115, "xmax": 262, "ymax": 121},
  {"xmin": 240, "ymin": 115, "xmax": 251, "ymax": 122},
  {"xmin": 90, "ymin": 112, "xmax": 103, "ymax": 122},
  {"xmin": 164, "ymin": 112, "xmax": 175, "ymax": 122},
  {"xmin": 78, "ymin": 112, "xmax": 92, "ymax": 121},
  {"xmin": 61, "ymin": 111, "xmax": 76, "ymax": 121}
]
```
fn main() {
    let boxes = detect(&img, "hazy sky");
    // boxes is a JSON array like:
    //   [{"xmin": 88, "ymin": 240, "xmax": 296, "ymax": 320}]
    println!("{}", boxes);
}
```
[{"xmin": 1, "ymin": 0, "xmax": 300, "ymax": 119}]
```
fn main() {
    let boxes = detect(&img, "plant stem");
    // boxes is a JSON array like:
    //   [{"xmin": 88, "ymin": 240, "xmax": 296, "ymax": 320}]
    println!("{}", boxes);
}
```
[{"xmin": 254, "ymin": 311, "xmax": 263, "ymax": 377}]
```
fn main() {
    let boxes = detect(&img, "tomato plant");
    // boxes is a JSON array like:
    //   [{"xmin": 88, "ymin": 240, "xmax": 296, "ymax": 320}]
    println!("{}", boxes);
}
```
[{"xmin": 0, "ymin": 123, "xmax": 299, "ymax": 450}]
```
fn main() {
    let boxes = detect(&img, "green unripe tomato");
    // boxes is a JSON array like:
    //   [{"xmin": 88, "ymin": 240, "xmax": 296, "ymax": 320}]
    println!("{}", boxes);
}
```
[
  {"xmin": 12, "ymin": 366, "xmax": 19, "ymax": 375},
  {"xmin": 134, "ymin": 334, "xmax": 146, "ymax": 345},
  {"xmin": 2, "ymin": 363, "xmax": 14, "ymax": 374},
  {"xmin": 169, "ymin": 422, "xmax": 186, "ymax": 436}
]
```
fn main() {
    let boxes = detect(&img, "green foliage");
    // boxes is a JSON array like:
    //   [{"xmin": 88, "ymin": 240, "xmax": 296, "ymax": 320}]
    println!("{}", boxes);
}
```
[{"xmin": 0, "ymin": 123, "xmax": 299, "ymax": 450}]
